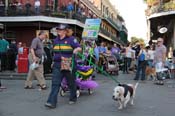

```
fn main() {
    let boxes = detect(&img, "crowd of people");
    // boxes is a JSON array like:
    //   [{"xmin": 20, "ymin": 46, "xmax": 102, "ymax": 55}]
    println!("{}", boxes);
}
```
[{"xmin": 85, "ymin": 37, "xmax": 168, "ymax": 85}]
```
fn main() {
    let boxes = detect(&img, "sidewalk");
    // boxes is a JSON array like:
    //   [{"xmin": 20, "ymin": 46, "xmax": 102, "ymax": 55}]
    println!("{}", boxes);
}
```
[
  {"xmin": 0, "ymin": 71, "xmax": 52, "ymax": 80},
  {"xmin": 1, "ymin": 70, "xmax": 175, "ymax": 87}
]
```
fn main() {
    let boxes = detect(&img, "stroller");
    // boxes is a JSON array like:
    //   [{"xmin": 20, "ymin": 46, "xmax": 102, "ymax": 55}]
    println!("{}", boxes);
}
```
[
  {"xmin": 99, "ymin": 53, "xmax": 119, "ymax": 75},
  {"xmin": 59, "ymin": 64, "xmax": 98, "ymax": 97}
]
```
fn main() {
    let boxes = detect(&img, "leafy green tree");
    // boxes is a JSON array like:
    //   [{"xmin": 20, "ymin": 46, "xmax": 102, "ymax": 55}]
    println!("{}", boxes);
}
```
[{"xmin": 130, "ymin": 36, "xmax": 145, "ymax": 45}]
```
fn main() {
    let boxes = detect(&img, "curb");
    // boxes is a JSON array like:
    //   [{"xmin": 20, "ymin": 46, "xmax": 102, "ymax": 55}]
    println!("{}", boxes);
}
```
[{"xmin": 0, "ymin": 73, "xmax": 52, "ymax": 80}]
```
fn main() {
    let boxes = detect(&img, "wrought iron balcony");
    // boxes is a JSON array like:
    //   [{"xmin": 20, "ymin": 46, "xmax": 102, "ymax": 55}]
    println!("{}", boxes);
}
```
[
  {"xmin": 72, "ymin": 13, "xmax": 87, "ymax": 23},
  {"xmin": 80, "ymin": 0, "xmax": 101, "ymax": 17},
  {"xmin": 99, "ymin": 27, "xmax": 110, "ymax": 37},
  {"xmin": 99, "ymin": 27, "xmax": 120, "ymax": 42},
  {"xmin": 0, "ymin": 5, "xmax": 90, "ymax": 24},
  {"xmin": 102, "ymin": 15, "xmax": 122, "ymax": 31}
]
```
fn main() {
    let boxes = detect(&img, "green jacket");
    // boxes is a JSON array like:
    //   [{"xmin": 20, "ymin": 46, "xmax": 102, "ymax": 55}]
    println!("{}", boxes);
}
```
[{"xmin": 0, "ymin": 39, "xmax": 9, "ymax": 53}]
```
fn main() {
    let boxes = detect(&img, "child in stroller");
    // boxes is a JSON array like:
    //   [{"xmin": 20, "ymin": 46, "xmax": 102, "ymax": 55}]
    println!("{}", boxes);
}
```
[{"xmin": 59, "ymin": 63, "xmax": 98, "ymax": 97}]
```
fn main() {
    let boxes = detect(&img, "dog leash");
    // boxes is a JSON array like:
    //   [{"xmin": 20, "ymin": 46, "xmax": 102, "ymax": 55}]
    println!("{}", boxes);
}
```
[{"xmin": 77, "ymin": 53, "xmax": 121, "ymax": 84}]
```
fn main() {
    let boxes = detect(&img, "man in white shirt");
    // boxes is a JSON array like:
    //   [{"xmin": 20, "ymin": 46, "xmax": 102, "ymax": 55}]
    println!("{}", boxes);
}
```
[{"xmin": 154, "ymin": 38, "xmax": 167, "ymax": 85}]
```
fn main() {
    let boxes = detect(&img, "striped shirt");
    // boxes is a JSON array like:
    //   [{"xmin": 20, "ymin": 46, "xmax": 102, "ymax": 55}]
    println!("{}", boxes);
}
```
[{"xmin": 53, "ymin": 36, "xmax": 80, "ymax": 62}]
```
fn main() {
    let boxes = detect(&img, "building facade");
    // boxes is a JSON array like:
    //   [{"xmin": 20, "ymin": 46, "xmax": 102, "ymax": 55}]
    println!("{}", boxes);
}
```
[
  {"xmin": 145, "ymin": 0, "xmax": 175, "ymax": 52},
  {"xmin": 101, "ymin": 0, "xmax": 127, "ymax": 45},
  {"xmin": 0, "ymin": 0, "xmax": 127, "ymax": 46}
]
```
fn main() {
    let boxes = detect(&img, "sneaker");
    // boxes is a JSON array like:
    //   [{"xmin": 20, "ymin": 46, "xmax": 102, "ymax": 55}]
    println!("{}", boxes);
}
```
[
  {"xmin": 69, "ymin": 101, "xmax": 76, "ymax": 105},
  {"xmin": 0, "ymin": 86, "xmax": 6, "ymax": 89},
  {"xmin": 24, "ymin": 86, "xmax": 34, "ymax": 89},
  {"xmin": 40, "ymin": 84, "xmax": 47, "ymax": 90},
  {"xmin": 45, "ymin": 103, "xmax": 56, "ymax": 109}
]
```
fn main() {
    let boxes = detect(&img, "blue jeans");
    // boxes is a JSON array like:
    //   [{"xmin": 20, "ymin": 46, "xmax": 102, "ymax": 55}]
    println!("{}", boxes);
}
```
[
  {"xmin": 147, "ymin": 60, "xmax": 153, "ymax": 67},
  {"xmin": 134, "ymin": 61, "xmax": 147, "ymax": 80},
  {"xmin": 47, "ymin": 62, "xmax": 77, "ymax": 106}
]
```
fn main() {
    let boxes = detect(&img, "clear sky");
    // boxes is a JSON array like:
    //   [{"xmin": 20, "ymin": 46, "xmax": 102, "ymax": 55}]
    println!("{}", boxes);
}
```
[{"xmin": 109, "ymin": 0, "xmax": 147, "ymax": 42}]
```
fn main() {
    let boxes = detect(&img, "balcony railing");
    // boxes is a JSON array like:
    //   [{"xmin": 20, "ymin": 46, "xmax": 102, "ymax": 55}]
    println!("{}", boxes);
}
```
[
  {"xmin": 0, "ymin": 6, "xmax": 62, "ymax": 16},
  {"xmin": 107, "ymin": 17, "xmax": 121, "ymax": 30},
  {"xmin": 99, "ymin": 27, "xmax": 120, "ymax": 42},
  {"xmin": 72, "ymin": 13, "xmax": 87, "ymax": 23},
  {"xmin": 100, "ymin": 27, "xmax": 110, "ymax": 37},
  {"xmin": 110, "ymin": 34, "xmax": 118, "ymax": 41},
  {"xmin": 102, "ymin": 15, "xmax": 121, "ymax": 31},
  {"xmin": 0, "ymin": 5, "xmax": 88, "ymax": 20},
  {"xmin": 0, "ymin": 5, "xmax": 125, "ymax": 44},
  {"xmin": 80, "ymin": 0, "xmax": 101, "ymax": 17}
]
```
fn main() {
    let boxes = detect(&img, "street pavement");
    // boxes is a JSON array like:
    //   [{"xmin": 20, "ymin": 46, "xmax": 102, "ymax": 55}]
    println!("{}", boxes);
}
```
[{"xmin": 1, "ymin": 72, "xmax": 175, "ymax": 116}]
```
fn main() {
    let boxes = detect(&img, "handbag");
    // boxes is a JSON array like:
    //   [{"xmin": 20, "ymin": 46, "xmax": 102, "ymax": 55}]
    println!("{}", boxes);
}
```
[
  {"xmin": 61, "ymin": 57, "xmax": 72, "ymax": 71},
  {"xmin": 59, "ymin": 43, "xmax": 73, "ymax": 71}
]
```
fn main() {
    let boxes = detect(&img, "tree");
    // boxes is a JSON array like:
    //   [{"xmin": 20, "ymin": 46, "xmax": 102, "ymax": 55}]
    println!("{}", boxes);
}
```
[{"xmin": 130, "ymin": 36, "xmax": 145, "ymax": 45}]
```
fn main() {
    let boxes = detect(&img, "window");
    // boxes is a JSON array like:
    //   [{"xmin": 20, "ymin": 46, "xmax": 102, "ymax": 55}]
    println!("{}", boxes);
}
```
[{"xmin": 4, "ymin": 31, "xmax": 16, "ymax": 40}]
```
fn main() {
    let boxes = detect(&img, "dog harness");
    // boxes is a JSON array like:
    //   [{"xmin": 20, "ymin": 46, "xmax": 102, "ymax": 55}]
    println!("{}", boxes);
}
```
[{"xmin": 118, "ymin": 84, "xmax": 133, "ymax": 98}]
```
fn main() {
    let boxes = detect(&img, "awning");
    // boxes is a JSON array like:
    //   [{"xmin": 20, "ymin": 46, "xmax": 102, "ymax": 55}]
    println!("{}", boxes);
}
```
[
  {"xmin": 0, "ymin": 16, "xmax": 85, "ymax": 28},
  {"xmin": 147, "ymin": 10, "xmax": 175, "ymax": 19}
]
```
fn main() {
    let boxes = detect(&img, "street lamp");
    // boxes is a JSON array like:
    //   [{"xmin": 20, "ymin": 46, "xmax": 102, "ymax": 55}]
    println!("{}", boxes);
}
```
[{"xmin": 158, "ymin": 26, "xmax": 168, "ymax": 34}]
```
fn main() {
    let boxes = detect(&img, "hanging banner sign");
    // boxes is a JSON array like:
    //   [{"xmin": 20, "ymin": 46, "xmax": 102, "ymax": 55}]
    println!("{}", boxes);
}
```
[{"xmin": 82, "ymin": 19, "xmax": 101, "ymax": 39}]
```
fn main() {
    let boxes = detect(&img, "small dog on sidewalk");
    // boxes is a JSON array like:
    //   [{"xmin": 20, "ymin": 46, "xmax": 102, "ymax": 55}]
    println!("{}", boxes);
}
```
[{"xmin": 112, "ymin": 83, "xmax": 139, "ymax": 110}]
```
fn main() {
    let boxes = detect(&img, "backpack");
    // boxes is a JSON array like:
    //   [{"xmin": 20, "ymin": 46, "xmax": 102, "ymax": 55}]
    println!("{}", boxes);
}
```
[{"xmin": 139, "ymin": 51, "xmax": 145, "ymax": 61}]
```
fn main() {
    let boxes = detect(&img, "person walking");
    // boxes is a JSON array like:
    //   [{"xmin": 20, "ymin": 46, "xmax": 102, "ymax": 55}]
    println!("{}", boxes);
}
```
[
  {"xmin": 45, "ymin": 24, "xmax": 82, "ymax": 108},
  {"xmin": 134, "ymin": 42, "xmax": 147, "ymax": 81},
  {"xmin": 24, "ymin": 31, "xmax": 47, "ymax": 90},
  {"xmin": 154, "ymin": 38, "xmax": 167, "ymax": 85},
  {"xmin": 123, "ymin": 43, "xmax": 133, "ymax": 74}
]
